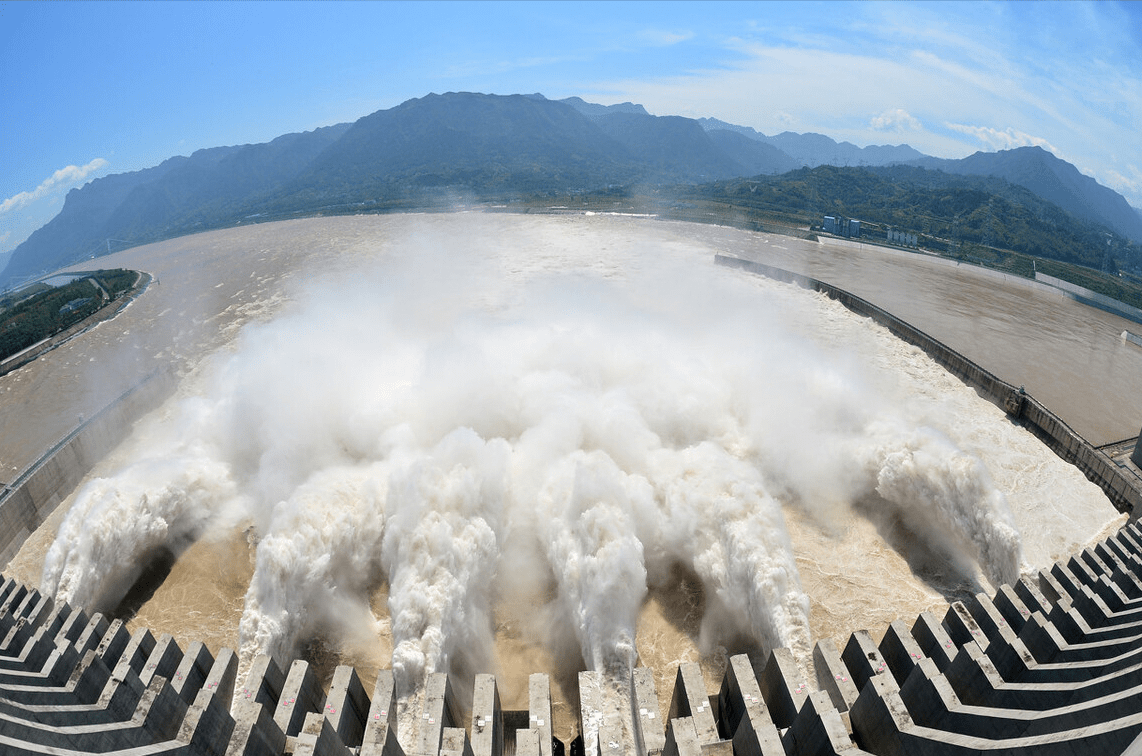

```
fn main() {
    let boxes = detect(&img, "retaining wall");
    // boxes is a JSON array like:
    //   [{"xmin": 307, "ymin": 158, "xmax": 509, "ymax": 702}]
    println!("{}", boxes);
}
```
[
  {"xmin": 715, "ymin": 254, "xmax": 1142, "ymax": 516},
  {"xmin": 0, "ymin": 369, "xmax": 176, "ymax": 567}
]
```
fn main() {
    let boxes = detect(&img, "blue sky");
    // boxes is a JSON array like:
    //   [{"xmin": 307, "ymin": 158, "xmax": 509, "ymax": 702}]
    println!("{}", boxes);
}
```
[{"xmin": 2, "ymin": 0, "xmax": 1141, "ymax": 256}]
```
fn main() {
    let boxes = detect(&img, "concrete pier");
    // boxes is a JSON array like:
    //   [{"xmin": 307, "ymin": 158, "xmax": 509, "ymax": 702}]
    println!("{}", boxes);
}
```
[{"xmin": 527, "ymin": 672, "xmax": 555, "ymax": 756}]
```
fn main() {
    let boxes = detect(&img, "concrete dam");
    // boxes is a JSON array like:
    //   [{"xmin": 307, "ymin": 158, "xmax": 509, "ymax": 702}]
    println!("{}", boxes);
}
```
[
  {"xmin": 2, "ymin": 213, "xmax": 1142, "ymax": 755},
  {"xmin": 9, "ymin": 518, "xmax": 1142, "ymax": 756}
]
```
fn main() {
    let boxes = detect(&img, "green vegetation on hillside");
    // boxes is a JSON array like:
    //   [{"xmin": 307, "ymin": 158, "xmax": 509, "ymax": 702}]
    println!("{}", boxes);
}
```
[
  {"xmin": 0, "ymin": 270, "xmax": 138, "ymax": 362},
  {"xmin": 677, "ymin": 166, "xmax": 1141, "ymax": 275},
  {"xmin": 0, "ymin": 282, "xmax": 51, "ymax": 311}
]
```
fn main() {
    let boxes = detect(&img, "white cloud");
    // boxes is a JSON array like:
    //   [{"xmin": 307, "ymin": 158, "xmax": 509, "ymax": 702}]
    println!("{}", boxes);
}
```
[
  {"xmin": 871, "ymin": 108, "xmax": 922, "ymax": 132},
  {"xmin": 582, "ymin": 1, "xmax": 1141, "ymax": 185},
  {"xmin": 1102, "ymin": 165, "xmax": 1142, "ymax": 206},
  {"xmin": 636, "ymin": 29, "xmax": 693, "ymax": 47},
  {"xmin": 944, "ymin": 123, "xmax": 1058, "ymax": 155},
  {"xmin": 587, "ymin": 44, "xmax": 925, "ymax": 137},
  {"xmin": 0, "ymin": 159, "xmax": 109, "ymax": 216}
]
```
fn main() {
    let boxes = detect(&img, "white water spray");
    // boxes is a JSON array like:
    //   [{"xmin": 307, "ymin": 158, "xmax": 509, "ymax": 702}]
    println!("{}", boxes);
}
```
[
  {"xmin": 382, "ymin": 429, "xmax": 505, "ymax": 696},
  {"xmin": 646, "ymin": 443, "xmax": 812, "ymax": 660},
  {"xmin": 42, "ymin": 432, "xmax": 235, "ymax": 613},
  {"xmin": 535, "ymin": 450, "xmax": 650, "ymax": 676},
  {"xmin": 238, "ymin": 463, "xmax": 389, "ymax": 674},
  {"xmin": 40, "ymin": 216, "xmax": 1028, "ymax": 699},
  {"xmin": 860, "ymin": 422, "xmax": 1025, "ymax": 589}
]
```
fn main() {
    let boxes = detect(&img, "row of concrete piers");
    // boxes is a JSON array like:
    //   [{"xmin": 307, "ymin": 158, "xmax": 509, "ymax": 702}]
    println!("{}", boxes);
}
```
[{"xmin": 9, "ymin": 516, "xmax": 1142, "ymax": 755}]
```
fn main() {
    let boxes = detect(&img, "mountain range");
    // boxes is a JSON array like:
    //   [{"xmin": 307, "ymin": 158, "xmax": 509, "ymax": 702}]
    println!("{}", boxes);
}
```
[
  {"xmin": 909, "ymin": 147, "xmax": 1142, "ymax": 246},
  {"xmin": 4, "ymin": 91, "xmax": 1141, "ymax": 287}
]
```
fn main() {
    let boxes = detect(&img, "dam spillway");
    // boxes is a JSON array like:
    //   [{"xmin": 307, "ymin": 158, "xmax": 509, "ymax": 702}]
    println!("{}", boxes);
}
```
[
  {"xmin": 8, "ymin": 521, "xmax": 1142, "ymax": 754},
  {"xmin": 2, "ymin": 214, "xmax": 1142, "ymax": 756}
]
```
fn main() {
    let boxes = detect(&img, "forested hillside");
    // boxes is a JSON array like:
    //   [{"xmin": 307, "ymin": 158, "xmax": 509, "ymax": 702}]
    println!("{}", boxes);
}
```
[
  {"xmin": 0, "ymin": 270, "xmax": 137, "ymax": 361},
  {"xmin": 680, "ymin": 166, "xmax": 1142, "ymax": 276}
]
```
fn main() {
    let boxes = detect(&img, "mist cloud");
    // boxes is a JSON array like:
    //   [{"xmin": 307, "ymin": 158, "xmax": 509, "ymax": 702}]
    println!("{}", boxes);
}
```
[{"xmin": 40, "ymin": 217, "xmax": 1024, "ymax": 694}]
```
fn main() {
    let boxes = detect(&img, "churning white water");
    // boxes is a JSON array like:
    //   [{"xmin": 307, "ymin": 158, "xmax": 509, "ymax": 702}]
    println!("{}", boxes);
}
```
[{"xmin": 27, "ymin": 214, "xmax": 1119, "ymax": 724}]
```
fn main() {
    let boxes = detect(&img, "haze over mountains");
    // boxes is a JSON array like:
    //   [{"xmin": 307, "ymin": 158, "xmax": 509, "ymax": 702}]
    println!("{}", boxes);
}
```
[{"xmin": 5, "ymin": 91, "xmax": 1141, "ymax": 288}]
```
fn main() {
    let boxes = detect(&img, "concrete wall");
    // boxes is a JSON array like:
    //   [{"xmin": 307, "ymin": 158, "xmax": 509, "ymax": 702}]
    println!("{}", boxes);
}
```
[
  {"xmin": 0, "ymin": 369, "xmax": 175, "ymax": 568},
  {"xmin": 715, "ymin": 254, "xmax": 1142, "ymax": 516},
  {"xmin": 1036, "ymin": 272, "xmax": 1142, "ymax": 327}
]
